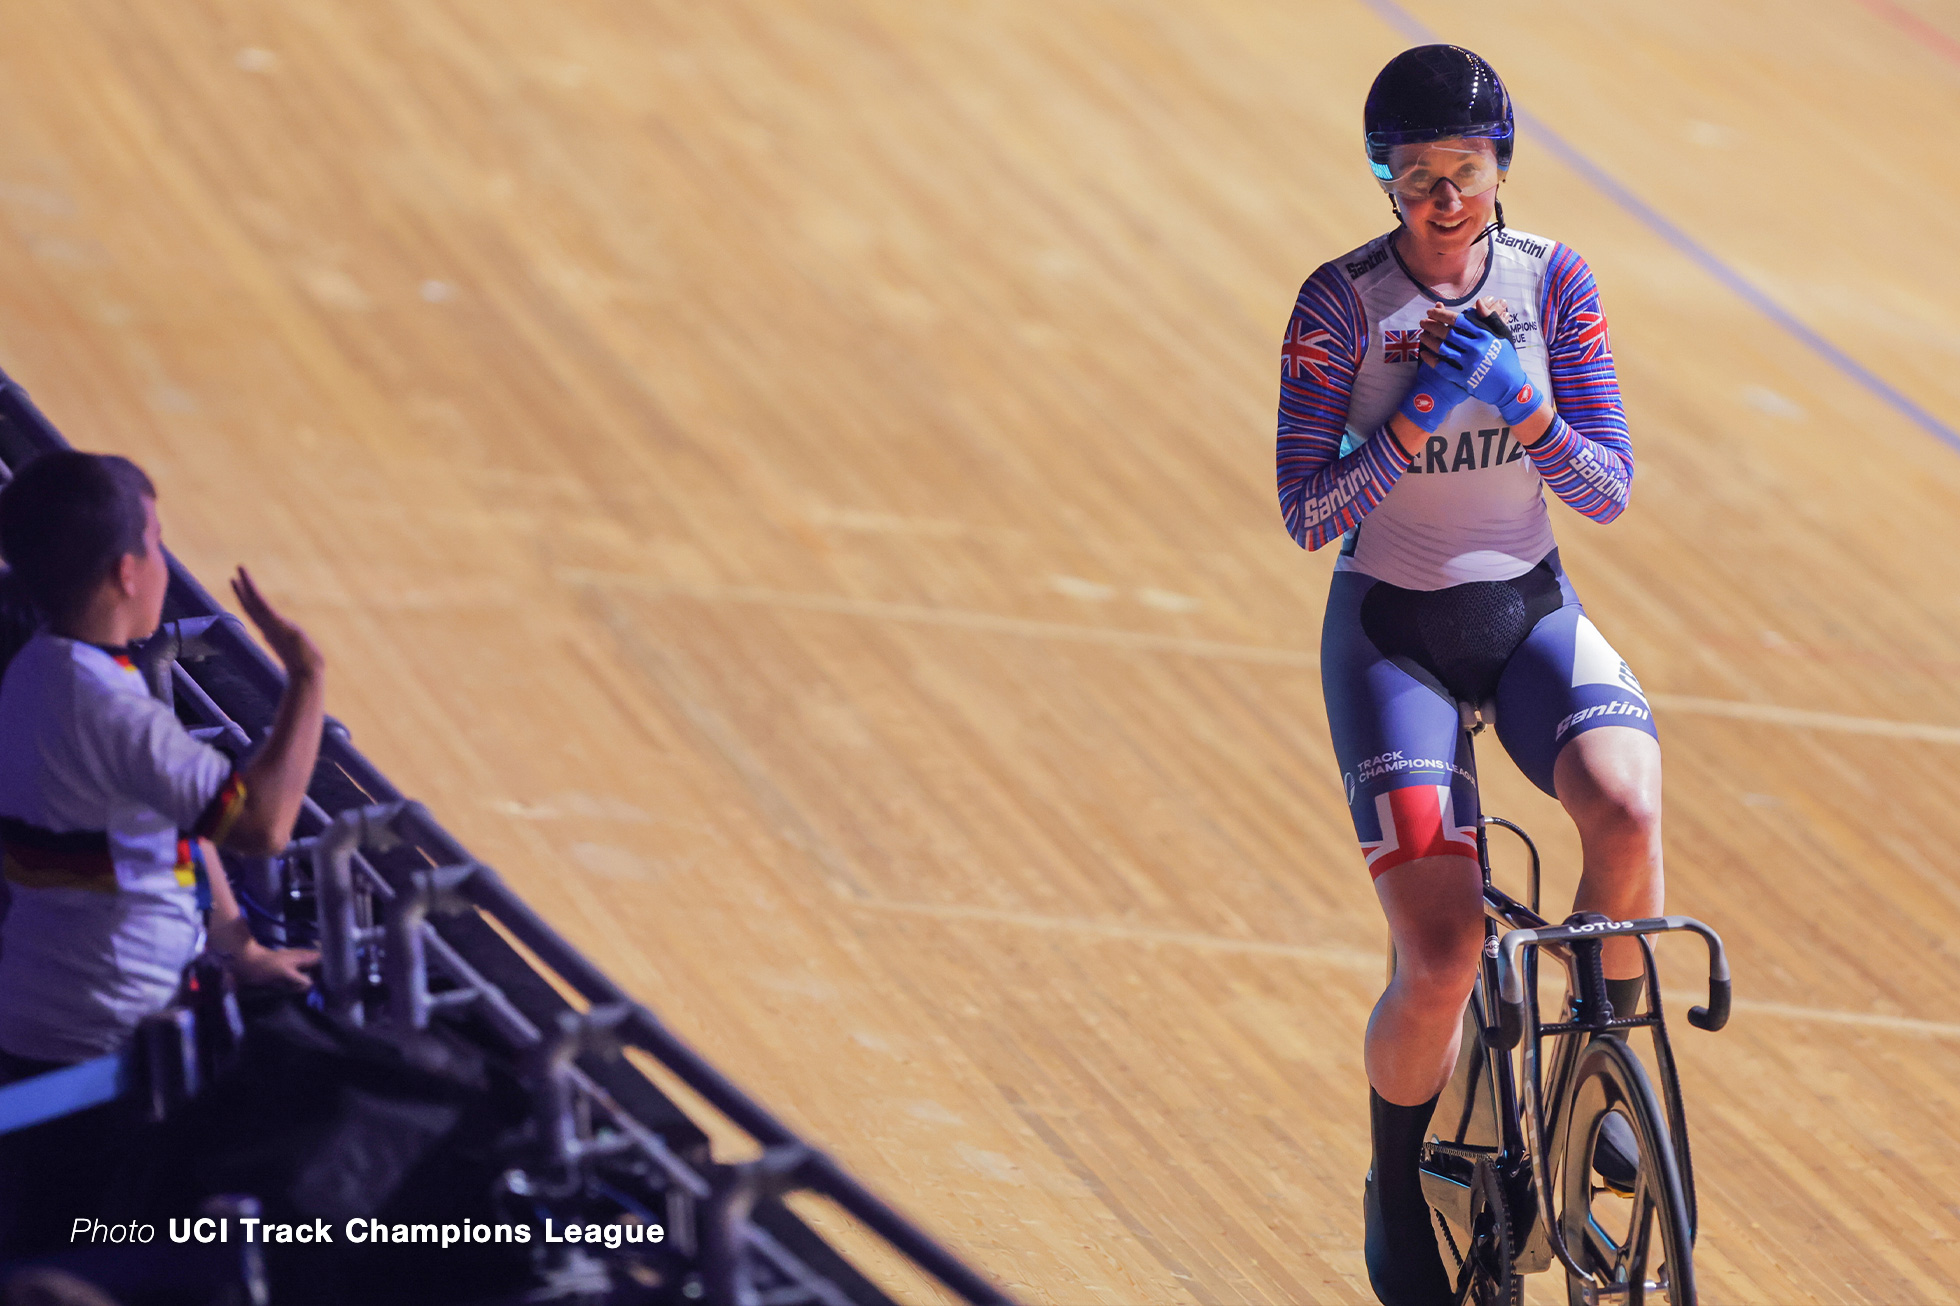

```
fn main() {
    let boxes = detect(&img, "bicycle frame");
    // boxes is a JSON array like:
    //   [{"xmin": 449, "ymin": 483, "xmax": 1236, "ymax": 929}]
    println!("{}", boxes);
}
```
[
  {"xmin": 1421, "ymin": 824, "xmax": 1571, "ymax": 1277},
  {"xmin": 1419, "ymin": 712, "xmax": 1565, "ymax": 1274},
  {"xmin": 1421, "ymin": 710, "xmax": 1730, "ymax": 1295},
  {"xmin": 1495, "ymin": 914, "xmax": 1728, "ymax": 1289}
]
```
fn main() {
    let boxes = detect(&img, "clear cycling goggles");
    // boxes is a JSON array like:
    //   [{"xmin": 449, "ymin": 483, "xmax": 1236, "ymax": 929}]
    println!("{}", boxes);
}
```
[{"xmin": 1371, "ymin": 140, "xmax": 1505, "ymax": 202}]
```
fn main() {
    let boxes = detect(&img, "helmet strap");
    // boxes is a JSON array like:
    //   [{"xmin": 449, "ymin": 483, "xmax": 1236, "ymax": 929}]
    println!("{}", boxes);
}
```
[{"xmin": 1470, "ymin": 198, "xmax": 1506, "ymax": 246}]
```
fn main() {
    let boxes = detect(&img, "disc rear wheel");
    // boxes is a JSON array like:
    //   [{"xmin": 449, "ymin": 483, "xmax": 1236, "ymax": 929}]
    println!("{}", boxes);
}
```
[{"xmin": 1557, "ymin": 1037, "xmax": 1695, "ymax": 1305}]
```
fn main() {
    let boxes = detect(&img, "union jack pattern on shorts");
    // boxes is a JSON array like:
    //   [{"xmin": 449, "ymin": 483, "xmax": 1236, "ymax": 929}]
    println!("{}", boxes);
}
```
[{"xmin": 1359, "ymin": 784, "xmax": 1479, "ymax": 879}]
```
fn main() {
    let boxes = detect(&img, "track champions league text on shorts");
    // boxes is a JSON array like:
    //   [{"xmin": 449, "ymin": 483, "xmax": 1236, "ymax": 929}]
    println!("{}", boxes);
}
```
[{"xmin": 69, "ymin": 1215, "xmax": 666, "ymax": 1251}]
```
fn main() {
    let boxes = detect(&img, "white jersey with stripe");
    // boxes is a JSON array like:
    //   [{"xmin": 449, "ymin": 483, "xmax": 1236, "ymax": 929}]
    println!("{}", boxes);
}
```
[
  {"xmin": 0, "ymin": 634, "xmax": 236, "ymax": 1062},
  {"xmin": 1337, "ymin": 228, "xmax": 1558, "ymax": 588}
]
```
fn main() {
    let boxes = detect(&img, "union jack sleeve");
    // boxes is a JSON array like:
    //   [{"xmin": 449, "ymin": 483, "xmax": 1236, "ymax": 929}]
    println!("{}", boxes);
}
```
[
  {"xmin": 1275, "ymin": 264, "xmax": 1408, "ymax": 550},
  {"xmin": 1529, "ymin": 245, "xmax": 1633, "ymax": 523}
]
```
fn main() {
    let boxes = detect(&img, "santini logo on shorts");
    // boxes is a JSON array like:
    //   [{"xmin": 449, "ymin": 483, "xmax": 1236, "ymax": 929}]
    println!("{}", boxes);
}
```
[{"xmin": 1553, "ymin": 700, "xmax": 1651, "ymax": 741}]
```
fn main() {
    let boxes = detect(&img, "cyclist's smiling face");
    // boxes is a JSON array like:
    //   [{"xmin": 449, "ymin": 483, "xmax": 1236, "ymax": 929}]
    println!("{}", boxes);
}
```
[{"xmin": 1385, "ymin": 138, "xmax": 1502, "ymax": 253}]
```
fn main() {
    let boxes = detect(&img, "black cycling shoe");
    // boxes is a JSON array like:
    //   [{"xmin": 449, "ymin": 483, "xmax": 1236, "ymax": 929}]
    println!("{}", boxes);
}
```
[
  {"xmin": 1592, "ymin": 1111, "xmax": 1640, "ymax": 1196},
  {"xmin": 1363, "ymin": 1168, "xmax": 1455, "ymax": 1306}
]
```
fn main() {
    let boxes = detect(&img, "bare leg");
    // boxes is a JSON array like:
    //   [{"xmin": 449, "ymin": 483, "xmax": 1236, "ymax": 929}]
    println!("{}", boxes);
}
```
[
  {"xmin": 1366, "ymin": 853, "xmax": 1487, "ymax": 1104},
  {"xmin": 1554, "ymin": 726, "xmax": 1664, "ymax": 981}
]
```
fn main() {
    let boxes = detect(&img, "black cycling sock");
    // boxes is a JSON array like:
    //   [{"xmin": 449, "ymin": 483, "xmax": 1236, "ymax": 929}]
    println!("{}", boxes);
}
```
[
  {"xmin": 1605, "ymin": 976, "xmax": 1645, "ymax": 1024},
  {"xmin": 1592, "ymin": 980, "xmax": 1648, "ymax": 1192},
  {"xmin": 1365, "ymin": 1089, "xmax": 1453, "ymax": 1306},
  {"xmin": 1370, "ymin": 1089, "xmax": 1436, "ymax": 1208}
]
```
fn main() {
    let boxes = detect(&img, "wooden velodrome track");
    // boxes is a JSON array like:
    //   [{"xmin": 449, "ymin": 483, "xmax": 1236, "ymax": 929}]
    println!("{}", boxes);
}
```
[{"xmin": 2, "ymin": 0, "xmax": 1958, "ymax": 1300}]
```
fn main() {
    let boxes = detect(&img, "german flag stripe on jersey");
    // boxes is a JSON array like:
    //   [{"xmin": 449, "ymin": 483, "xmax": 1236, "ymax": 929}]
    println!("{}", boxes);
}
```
[
  {"xmin": 190, "ymin": 771, "xmax": 247, "ymax": 845},
  {"xmin": 0, "ymin": 815, "xmax": 116, "ymax": 892}
]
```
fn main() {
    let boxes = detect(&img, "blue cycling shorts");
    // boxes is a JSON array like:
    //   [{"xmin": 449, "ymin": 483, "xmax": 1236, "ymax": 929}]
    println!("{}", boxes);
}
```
[{"xmin": 1320, "ymin": 551, "xmax": 1656, "ymax": 879}]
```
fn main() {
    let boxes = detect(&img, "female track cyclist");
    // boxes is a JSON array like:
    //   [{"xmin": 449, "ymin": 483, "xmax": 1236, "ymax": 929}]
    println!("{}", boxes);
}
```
[{"xmin": 1275, "ymin": 45, "xmax": 1662, "ymax": 1305}]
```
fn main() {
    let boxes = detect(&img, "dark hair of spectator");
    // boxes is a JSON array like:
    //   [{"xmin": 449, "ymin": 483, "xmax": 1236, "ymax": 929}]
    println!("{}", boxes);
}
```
[{"xmin": 0, "ymin": 451, "xmax": 157, "ymax": 626}]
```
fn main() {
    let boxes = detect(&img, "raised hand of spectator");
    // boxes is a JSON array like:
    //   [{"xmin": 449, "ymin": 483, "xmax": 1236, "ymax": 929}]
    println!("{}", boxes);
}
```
[
  {"xmin": 222, "ymin": 571, "xmax": 327, "ymax": 855},
  {"xmin": 230, "ymin": 567, "xmax": 323, "ymax": 680}
]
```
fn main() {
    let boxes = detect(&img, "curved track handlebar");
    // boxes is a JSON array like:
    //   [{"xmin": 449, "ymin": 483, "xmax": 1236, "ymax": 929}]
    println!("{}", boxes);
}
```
[{"xmin": 1494, "ymin": 915, "xmax": 1730, "ymax": 1049}]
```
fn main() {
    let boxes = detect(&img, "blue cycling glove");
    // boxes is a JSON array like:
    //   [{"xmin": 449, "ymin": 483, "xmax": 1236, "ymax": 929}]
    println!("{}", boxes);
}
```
[
  {"xmin": 1395, "ymin": 355, "xmax": 1473, "ymax": 434},
  {"xmin": 1436, "ymin": 312, "xmax": 1544, "ymax": 426}
]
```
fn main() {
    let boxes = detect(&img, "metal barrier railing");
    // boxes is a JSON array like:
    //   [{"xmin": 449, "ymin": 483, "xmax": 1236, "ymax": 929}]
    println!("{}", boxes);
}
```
[{"xmin": 0, "ymin": 370, "xmax": 1011, "ymax": 1306}]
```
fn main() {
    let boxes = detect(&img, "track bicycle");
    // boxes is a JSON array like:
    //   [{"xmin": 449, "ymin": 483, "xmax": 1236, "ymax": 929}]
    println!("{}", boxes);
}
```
[{"xmin": 1415, "ymin": 701, "xmax": 1732, "ymax": 1305}]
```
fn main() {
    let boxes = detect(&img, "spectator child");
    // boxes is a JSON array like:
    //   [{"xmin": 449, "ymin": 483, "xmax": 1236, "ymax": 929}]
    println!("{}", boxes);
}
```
[{"xmin": 0, "ymin": 450, "xmax": 325, "ymax": 1251}]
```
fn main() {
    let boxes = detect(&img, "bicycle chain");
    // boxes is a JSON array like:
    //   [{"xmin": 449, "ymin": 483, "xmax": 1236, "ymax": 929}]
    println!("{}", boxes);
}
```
[{"xmin": 1433, "ymin": 1205, "xmax": 1464, "ymax": 1268}]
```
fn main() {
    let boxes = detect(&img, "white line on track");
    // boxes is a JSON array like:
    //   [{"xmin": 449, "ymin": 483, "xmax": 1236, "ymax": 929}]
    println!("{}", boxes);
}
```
[
  {"xmin": 1646, "ymin": 694, "xmax": 1960, "ymax": 745},
  {"xmin": 855, "ymin": 898, "xmax": 1960, "ymax": 1039},
  {"xmin": 559, "ymin": 570, "xmax": 1315, "ymax": 663},
  {"xmin": 856, "ymin": 897, "xmax": 1383, "ymax": 967},
  {"xmin": 1725, "ymin": 1000, "xmax": 1960, "ymax": 1040},
  {"xmin": 563, "ymin": 571, "xmax": 1960, "ymax": 744}
]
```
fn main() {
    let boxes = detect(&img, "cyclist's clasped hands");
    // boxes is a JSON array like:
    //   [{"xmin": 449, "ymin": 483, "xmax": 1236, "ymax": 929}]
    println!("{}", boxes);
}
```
[{"xmin": 1419, "ymin": 300, "xmax": 1545, "ymax": 426}]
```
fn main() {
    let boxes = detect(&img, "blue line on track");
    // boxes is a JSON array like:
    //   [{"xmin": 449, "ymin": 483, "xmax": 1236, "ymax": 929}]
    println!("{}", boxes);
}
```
[{"xmin": 1358, "ymin": 0, "xmax": 1960, "ymax": 455}]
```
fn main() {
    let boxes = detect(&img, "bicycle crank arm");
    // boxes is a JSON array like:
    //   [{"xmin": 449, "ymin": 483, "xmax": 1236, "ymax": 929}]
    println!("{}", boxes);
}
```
[{"xmin": 1494, "ymin": 915, "xmax": 1731, "ymax": 1050}]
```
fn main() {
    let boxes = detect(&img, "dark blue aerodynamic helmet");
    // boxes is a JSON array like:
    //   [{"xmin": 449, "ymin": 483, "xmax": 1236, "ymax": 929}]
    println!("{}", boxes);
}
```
[{"xmin": 1363, "ymin": 45, "xmax": 1514, "ymax": 183}]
